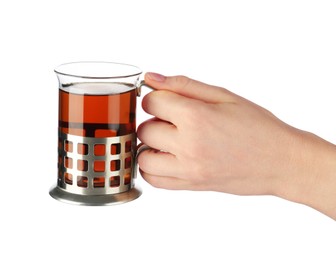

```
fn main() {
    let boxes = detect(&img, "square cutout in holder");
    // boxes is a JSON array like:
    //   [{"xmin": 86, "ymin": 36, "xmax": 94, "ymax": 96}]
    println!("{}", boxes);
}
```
[
  {"xmin": 94, "ymin": 161, "xmax": 105, "ymax": 172},
  {"xmin": 94, "ymin": 144, "xmax": 106, "ymax": 156},
  {"xmin": 65, "ymin": 157, "xmax": 73, "ymax": 169},
  {"xmin": 125, "ymin": 140, "xmax": 132, "ymax": 153},
  {"xmin": 77, "ymin": 159, "xmax": 88, "ymax": 171},
  {"xmin": 93, "ymin": 177, "xmax": 105, "ymax": 188},
  {"xmin": 110, "ymin": 160, "xmax": 121, "ymax": 171},
  {"xmin": 65, "ymin": 140, "xmax": 73, "ymax": 152},
  {"xmin": 64, "ymin": 173, "xmax": 73, "ymax": 185},
  {"xmin": 77, "ymin": 143, "xmax": 88, "ymax": 155},
  {"xmin": 125, "ymin": 157, "xmax": 131, "ymax": 169},
  {"xmin": 124, "ymin": 173, "xmax": 131, "ymax": 185},
  {"xmin": 77, "ymin": 176, "xmax": 88, "ymax": 188},
  {"xmin": 109, "ymin": 176, "xmax": 120, "ymax": 187},
  {"xmin": 111, "ymin": 143, "xmax": 121, "ymax": 155}
]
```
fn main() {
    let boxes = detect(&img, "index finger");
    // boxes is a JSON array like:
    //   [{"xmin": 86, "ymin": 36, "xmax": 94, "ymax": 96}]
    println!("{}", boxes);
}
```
[
  {"xmin": 142, "ymin": 90, "xmax": 201, "ymax": 126},
  {"xmin": 145, "ymin": 73, "xmax": 236, "ymax": 104}
]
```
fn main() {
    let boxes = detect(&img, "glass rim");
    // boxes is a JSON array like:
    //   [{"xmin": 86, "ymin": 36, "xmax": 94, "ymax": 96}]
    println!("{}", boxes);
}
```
[{"xmin": 54, "ymin": 61, "xmax": 142, "ymax": 79}]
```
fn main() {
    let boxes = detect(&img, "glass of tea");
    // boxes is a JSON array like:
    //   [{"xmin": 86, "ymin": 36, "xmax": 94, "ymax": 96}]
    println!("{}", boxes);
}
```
[{"xmin": 50, "ymin": 61, "xmax": 145, "ymax": 205}]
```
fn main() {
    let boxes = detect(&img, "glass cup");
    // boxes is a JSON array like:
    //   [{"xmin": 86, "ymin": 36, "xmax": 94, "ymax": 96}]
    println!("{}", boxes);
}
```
[{"xmin": 50, "ymin": 61, "xmax": 146, "ymax": 205}]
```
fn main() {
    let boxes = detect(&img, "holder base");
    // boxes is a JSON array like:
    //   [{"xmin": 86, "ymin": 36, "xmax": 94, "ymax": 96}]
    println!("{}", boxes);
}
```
[{"xmin": 49, "ymin": 185, "xmax": 142, "ymax": 206}]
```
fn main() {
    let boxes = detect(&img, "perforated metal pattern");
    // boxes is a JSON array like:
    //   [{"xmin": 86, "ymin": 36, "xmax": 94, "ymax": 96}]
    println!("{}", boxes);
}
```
[{"xmin": 57, "ymin": 132, "xmax": 136, "ymax": 195}]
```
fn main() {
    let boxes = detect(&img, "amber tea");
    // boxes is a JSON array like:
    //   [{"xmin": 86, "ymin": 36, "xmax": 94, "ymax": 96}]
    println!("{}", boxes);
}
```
[{"xmin": 59, "ymin": 82, "xmax": 136, "ymax": 137}]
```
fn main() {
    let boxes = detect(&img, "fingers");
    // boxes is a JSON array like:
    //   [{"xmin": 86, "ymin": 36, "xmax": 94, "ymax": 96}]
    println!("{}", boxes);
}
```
[
  {"xmin": 137, "ymin": 147, "xmax": 192, "ymax": 190},
  {"xmin": 141, "ymin": 90, "xmax": 201, "ymax": 125},
  {"xmin": 137, "ymin": 72, "xmax": 238, "ymax": 192},
  {"xmin": 137, "ymin": 149, "xmax": 182, "ymax": 178},
  {"xmin": 140, "ymin": 171, "xmax": 192, "ymax": 190},
  {"xmin": 137, "ymin": 118, "xmax": 178, "ymax": 152},
  {"xmin": 145, "ymin": 72, "xmax": 236, "ymax": 103}
]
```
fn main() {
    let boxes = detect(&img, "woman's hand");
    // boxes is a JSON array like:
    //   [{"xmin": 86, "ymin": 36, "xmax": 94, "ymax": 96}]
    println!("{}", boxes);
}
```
[{"xmin": 137, "ymin": 72, "xmax": 336, "ymax": 220}]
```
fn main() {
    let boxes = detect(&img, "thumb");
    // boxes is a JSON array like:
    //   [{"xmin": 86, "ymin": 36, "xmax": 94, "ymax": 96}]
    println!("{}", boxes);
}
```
[{"xmin": 144, "ymin": 72, "xmax": 234, "ymax": 103}]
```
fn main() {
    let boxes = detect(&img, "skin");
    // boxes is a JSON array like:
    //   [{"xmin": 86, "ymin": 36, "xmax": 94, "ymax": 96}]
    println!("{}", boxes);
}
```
[{"xmin": 137, "ymin": 72, "xmax": 336, "ymax": 220}]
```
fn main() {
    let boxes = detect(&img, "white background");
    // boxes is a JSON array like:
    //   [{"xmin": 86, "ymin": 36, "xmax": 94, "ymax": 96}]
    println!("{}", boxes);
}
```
[{"xmin": 1, "ymin": 0, "xmax": 336, "ymax": 259}]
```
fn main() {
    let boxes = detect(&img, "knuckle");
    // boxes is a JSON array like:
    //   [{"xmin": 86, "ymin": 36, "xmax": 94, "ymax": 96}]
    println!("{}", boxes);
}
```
[
  {"xmin": 142, "ymin": 90, "xmax": 169, "ymax": 110},
  {"xmin": 173, "ymin": 75, "xmax": 192, "ymax": 88},
  {"xmin": 181, "ymin": 102, "xmax": 210, "ymax": 128},
  {"xmin": 188, "ymin": 162, "xmax": 209, "ymax": 185},
  {"xmin": 141, "ymin": 91, "xmax": 157, "ymax": 111},
  {"xmin": 136, "ymin": 121, "xmax": 152, "ymax": 143},
  {"xmin": 141, "ymin": 93, "xmax": 151, "ymax": 112},
  {"xmin": 180, "ymin": 102, "xmax": 197, "ymax": 120},
  {"xmin": 136, "ymin": 122, "xmax": 145, "ymax": 139},
  {"xmin": 137, "ymin": 151, "xmax": 151, "ymax": 172},
  {"xmin": 180, "ymin": 150, "xmax": 209, "ymax": 184}
]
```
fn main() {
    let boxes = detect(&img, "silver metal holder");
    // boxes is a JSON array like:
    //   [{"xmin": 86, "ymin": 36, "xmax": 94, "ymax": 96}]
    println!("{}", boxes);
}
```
[{"xmin": 50, "ymin": 131, "xmax": 142, "ymax": 205}]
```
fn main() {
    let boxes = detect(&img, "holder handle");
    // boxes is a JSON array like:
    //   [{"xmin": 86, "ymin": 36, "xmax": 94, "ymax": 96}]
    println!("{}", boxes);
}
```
[{"xmin": 137, "ymin": 80, "xmax": 154, "ymax": 97}]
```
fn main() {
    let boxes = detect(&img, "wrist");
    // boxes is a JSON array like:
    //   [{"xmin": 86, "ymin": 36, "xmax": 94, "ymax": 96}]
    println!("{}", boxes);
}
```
[{"xmin": 275, "ymin": 129, "xmax": 336, "ymax": 219}]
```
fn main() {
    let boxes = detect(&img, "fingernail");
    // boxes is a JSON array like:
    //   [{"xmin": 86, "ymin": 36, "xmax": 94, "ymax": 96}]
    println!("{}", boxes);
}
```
[{"xmin": 147, "ymin": 72, "xmax": 166, "ymax": 82}]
